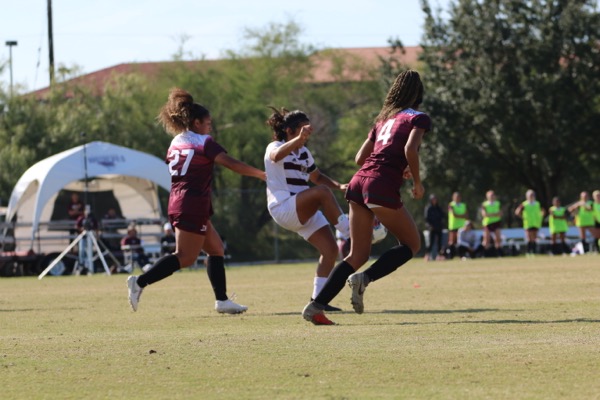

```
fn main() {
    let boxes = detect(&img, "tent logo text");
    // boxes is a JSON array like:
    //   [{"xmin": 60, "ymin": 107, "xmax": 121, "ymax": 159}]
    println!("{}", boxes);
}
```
[{"xmin": 88, "ymin": 154, "xmax": 126, "ymax": 169}]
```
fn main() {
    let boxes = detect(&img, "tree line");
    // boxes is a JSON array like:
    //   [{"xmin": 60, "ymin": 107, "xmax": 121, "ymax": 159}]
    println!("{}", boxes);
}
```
[{"xmin": 0, "ymin": 1, "xmax": 598, "ymax": 261}]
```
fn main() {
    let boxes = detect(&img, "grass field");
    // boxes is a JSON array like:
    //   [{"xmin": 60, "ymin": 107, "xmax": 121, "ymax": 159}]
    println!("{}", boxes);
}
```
[{"xmin": 1, "ymin": 255, "xmax": 599, "ymax": 400}]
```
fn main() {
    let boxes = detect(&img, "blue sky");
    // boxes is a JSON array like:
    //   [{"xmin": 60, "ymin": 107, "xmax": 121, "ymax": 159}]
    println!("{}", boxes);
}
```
[{"xmin": 0, "ymin": 0, "xmax": 451, "ymax": 91}]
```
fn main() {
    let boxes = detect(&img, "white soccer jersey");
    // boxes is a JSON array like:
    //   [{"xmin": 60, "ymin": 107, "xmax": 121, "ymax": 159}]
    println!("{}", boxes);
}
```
[{"xmin": 264, "ymin": 141, "xmax": 316, "ymax": 210}]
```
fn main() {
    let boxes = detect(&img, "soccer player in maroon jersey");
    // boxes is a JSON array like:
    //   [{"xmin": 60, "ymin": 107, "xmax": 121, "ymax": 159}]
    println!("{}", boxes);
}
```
[
  {"xmin": 302, "ymin": 70, "xmax": 431, "ymax": 325},
  {"xmin": 127, "ymin": 88, "xmax": 265, "ymax": 314}
]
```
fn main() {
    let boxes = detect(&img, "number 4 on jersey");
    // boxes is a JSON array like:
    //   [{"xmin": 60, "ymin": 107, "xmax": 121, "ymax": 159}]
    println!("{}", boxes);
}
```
[{"xmin": 377, "ymin": 119, "xmax": 395, "ymax": 146}]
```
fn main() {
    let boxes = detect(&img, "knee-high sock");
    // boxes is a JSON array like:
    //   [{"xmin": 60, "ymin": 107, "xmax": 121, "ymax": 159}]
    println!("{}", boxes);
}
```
[
  {"xmin": 314, "ymin": 261, "xmax": 354, "ymax": 306},
  {"xmin": 364, "ymin": 245, "xmax": 413, "ymax": 282},
  {"xmin": 312, "ymin": 276, "xmax": 328, "ymax": 300},
  {"xmin": 136, "ymin": 254, "xmax": 180, "ymax": 288},
  {"xmin": 206, "ymin": 256, "xmax": 227, "ymax": 301}
]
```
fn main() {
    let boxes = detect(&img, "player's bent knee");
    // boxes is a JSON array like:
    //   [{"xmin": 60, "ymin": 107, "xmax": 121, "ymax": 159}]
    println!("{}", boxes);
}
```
[
  {"xmin": 315, "ymin": 184, "xmax": 334, "ymax": 198},
  {"xmin": 176, "ymin": 255, "xmax": 198, "ymax": 268}
]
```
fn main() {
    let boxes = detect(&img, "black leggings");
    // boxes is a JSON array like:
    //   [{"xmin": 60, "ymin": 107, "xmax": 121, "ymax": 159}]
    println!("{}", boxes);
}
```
[{"xmin": 428, "ymin": 229, "xmax": 443, "ymax": 254}]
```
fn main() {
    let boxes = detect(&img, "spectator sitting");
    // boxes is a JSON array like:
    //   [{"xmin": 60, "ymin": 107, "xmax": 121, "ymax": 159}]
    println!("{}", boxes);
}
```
[
  {"xmin": 121, "ymin": 225, "xmax": 151, "ymax": 273},
  {"xmin": 68, "ymin": 192, "xmax": 85, "ymax": 221},
  {"xmin": 160, "ymin": 223, "xmax": 176, "ymax": 256},
  {"xmin": 102, "ymin": 208, "xmax": 125, "ymax": 228},
  {"xmin": 457, "ymin": 220, "xmax": 483, "ymax": 259},
  {"xmin": 67, "ymin": 192, "xmax": 85, "ymax": 239}
]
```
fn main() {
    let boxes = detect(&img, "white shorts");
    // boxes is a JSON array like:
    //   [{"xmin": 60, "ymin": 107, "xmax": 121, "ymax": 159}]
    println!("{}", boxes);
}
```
[{"xmin": 269, "ymin": 195, "xmax": 329, "ymax": 240}]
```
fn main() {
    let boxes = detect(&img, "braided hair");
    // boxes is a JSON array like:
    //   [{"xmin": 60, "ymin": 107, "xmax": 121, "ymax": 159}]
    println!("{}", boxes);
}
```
[
  {"xmin": 266, "ymin": 107, "xmax": 310, "ymax": 142},
  {"xmin": 375, "ymin": 70, "xmax": 424, "ymax": 123},
  {"xmin": 157, "ymin": 88, "xmax": 210, "ymax": 136}
]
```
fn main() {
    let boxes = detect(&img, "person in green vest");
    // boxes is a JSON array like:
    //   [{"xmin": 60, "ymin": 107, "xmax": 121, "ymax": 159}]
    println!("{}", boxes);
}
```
[
  {"xmin": 481, "ymin": 190, "xmax": 503, "ymax": 257},
  {"xmin": 446, "ymin": 191, "xmax": 468, "ymax": 259},
  {"xmin": 568, "ymin": 191, "xmax": 596, "ymax": 253},
  {"xmin": 548, "ymin": 196, "xmax": 569, "ymax": 255},
  {"xmin": 514, "ymin": 189, "xmax": 545, "ymax": 255},
  {"xmin": 593, "ymin": 190, "xmax": 600, "ymax": 251}
]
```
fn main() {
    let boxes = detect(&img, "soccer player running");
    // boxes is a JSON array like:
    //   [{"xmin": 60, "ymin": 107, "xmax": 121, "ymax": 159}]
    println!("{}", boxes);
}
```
[
  {"xmin": 302, "ymin": 70, "xmax": 431, "ymax": 325},
  {"xmin": 264, "ymin": 107, "xmax": 350, "ymax": 312},
  {"xmin": 127, "ymin": 88, "xmax": 265, "ymax": 314}
]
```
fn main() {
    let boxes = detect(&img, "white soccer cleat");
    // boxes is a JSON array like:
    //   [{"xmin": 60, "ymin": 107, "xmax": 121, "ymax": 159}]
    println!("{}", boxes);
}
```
[
  {"xmin": 215, "ymin": 299, "xmax": 248, "ymax": 314},
  {"xmin": 347, "ymin": 272, "xmax": 368, "ymax": 314},
  {"xmin": 336, "ymin": 214, "xmax": 351, "ymax": 240},
  {"xmin": 127, "ymin": 275, "xmax": 143, "ymax": 312}
]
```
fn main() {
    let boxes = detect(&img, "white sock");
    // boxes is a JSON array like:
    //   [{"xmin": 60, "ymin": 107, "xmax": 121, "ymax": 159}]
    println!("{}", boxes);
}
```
[
  {"xmin": 334, "ymin": 214, "xmax": 350, "ymax": 239},
  {"xmin": 312, "ymin": 276, "xmax": 328, "ymax": 299}
]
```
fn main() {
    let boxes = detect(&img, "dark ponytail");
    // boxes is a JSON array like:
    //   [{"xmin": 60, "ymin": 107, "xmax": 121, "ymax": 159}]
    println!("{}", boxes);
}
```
[{"xmin": 266, "ymin": 106, "xmax": 310, "ymax": 141}]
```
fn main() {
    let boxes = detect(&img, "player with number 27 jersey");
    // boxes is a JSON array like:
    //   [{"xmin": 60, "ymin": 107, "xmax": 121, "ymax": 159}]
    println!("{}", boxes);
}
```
[
  {"xmin": 166, "ymin": 131, "xmax": 226, "ymax": 219},
  {"xmin": 346, "ymin": 109, "xmax": 431, "ymax": 209}
]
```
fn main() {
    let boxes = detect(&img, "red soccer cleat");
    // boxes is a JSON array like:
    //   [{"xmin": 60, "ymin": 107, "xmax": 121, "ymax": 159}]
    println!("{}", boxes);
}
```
[{"xmin": 310, "ymin": 312, "xmax": 336, "ymax": 325}]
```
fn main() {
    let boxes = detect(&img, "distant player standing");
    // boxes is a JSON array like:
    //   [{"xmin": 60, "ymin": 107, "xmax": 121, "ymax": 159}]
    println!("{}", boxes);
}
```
[
  {"xmin": 127, "ymin": 88, "xmax": 265, "ymax": 313},
  {"xmin": 514, "ymin": 189, "xmax": 544, "ymax": 255},
  {"xmin": 568, "ymin": 191, "xmax": 596, "ymax": 253},
  {"xmin": 548, "ymin": 196, "xmax": 569, "ymax": 255},
  {"xmin": 481, "ymin": 190, "xmax": 503, "ymax": 256},
  {"xmin": 593, "ymin": 190, "xmax": 600, "ymax": 251},
  {"xmin": 302, "ymin": 70, "xmax": 431, "ymax": 324},
  {"xmin": 446, "ymin": 191, "xmax": 468, "ymax": 259}
]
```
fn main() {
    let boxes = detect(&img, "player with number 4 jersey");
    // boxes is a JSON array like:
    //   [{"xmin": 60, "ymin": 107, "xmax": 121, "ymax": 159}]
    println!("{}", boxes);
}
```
[
  {"xmin": 303, "ymin": 70, "xmax": 431, "ymax": 325},
  {"xmin": 349, "ymin": 108, "xmax": 431, "ymax": 208}
]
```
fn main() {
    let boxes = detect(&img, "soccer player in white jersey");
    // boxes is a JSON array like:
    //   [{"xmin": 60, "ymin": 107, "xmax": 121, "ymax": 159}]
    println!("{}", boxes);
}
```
[{"xmin": 264, "ymin": 107, "xmax": 350, "ymax": 315}]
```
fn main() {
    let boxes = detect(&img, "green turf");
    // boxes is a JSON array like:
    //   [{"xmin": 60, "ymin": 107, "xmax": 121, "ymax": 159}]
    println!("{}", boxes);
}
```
[{"xmin": 1, "ymin": 255, "xmax": 599, "ymax": 399}]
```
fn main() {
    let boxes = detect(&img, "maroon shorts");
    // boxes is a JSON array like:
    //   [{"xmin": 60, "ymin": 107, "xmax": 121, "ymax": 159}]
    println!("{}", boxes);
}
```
[
  {"xmin": 484, "ymin": 221, "xmax": 501, "ymax": 232},
  {"xmin": 169, "ymin": 213, "xmax": 209, "ymax": 235},
  {"xmin": 345, "ymin": 175, "xmax": 403, "ymax": 210},
  {"xmin": 168, "ymin": 194, "xmax": 213, "ymax": 235}
]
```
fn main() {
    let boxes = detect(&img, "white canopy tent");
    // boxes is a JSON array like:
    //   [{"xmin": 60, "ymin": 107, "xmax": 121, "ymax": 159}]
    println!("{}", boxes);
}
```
[{"xmin": 5, "ymin": 141, "xmax": 171, "ymax": 252}]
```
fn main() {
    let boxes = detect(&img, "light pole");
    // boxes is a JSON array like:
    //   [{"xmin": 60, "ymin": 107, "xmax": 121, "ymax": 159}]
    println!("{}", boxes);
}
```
[{"xmin": 5, "ymin": 40, "xmax": 18, "ymax": 97}]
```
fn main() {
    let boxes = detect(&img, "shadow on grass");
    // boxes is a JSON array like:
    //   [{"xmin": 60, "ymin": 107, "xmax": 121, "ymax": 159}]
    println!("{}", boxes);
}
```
[
  {"xmin": 450, "ymin": 318, "xmax": 600, "ymax": 324},
  {"xmin": 0, "ymin": 307, "xmax": 86, "ymax": 312},
  {"xmin": 381, "ymin": 308, "xmax": 504, "ymax": 314},
  {"xmin": 268, "ymin": 308, "xmax": 506, "ymax": 317},
  {"xmin": 381, "ymin": 309, "xmax": 600, "ymax": 324}
]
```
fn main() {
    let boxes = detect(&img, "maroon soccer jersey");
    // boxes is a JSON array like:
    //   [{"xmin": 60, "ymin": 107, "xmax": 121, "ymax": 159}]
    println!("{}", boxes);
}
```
[
  {"xmin": 356, "ymin": 108, "xmax": 431, "ymax": 184},
  {"xmin": 346, "ymin": 109, "xmax": 431, "ymax": 209},
  {"xmin": 166, "ymin": 131, "xmax": 226, "ymax": 216}
]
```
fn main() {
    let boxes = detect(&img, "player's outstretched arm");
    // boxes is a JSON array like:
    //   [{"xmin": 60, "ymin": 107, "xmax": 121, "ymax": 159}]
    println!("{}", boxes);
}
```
[{"xmin": 215, "ymin": 153, "xmax": 266, "ymax": 181}]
